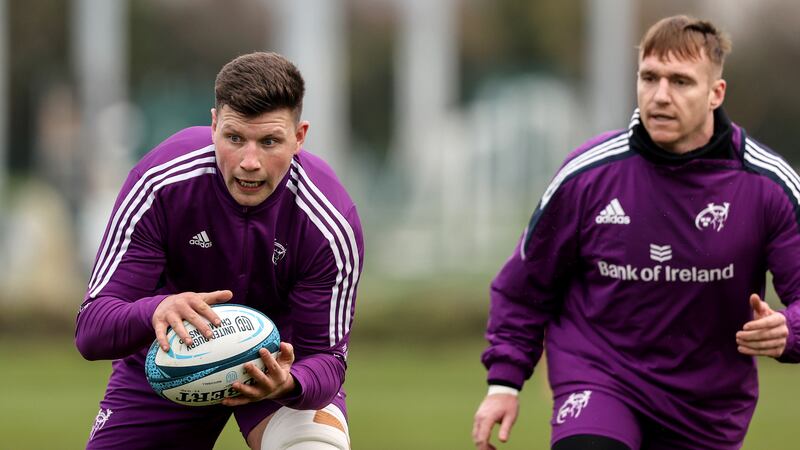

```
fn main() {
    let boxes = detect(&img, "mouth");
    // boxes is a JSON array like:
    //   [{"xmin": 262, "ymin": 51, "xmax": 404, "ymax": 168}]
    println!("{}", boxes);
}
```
[
  {"xmin": 235, "ymin": 178, "xmax": 266, "ymax": 190},
  {"xmin": 648, "ymin": 113, "xmax": 676, "ymax": 122}
]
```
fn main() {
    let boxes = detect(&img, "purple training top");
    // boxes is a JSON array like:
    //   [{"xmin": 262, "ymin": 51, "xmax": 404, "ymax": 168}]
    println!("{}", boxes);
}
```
[
  {"xmin": 482, "ymin": 109, "xmax": 800, "ymax": 447},
  {"xmin": 75, "ymin": 126, "xmax": 363, "ymax": 447}
]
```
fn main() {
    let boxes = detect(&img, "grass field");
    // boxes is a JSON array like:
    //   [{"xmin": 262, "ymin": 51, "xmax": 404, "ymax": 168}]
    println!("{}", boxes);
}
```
[{"xmin": 0, "ymin": 336, "xmax": 798, "ymax": 449}]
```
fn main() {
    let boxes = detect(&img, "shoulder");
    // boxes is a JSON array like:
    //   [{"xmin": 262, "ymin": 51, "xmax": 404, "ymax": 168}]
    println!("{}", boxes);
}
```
[
  {"xmin": 289, "ymin": 150, "xmax": 357, "ymax": 218},
  {"xmin": 562, "ymin": 129, "xmax": 633, "ymax": 170},
  {"xmin": 740, "ymin": 132, "xmax": 796, "ymax": 184},
  {"xmin": 540, "ymin": 129, "xmax": 634, "ymax": 208},
  {"xmin": 286, "ymin": 150, "xmax": 363, "ymax": 267},
  {"xmin": 133, "ymin": 126, "xmax": 215, "ymax": 175},
  {"xmin": 739, "ymin": 130, "xmax": 800, "ymax": 215}
]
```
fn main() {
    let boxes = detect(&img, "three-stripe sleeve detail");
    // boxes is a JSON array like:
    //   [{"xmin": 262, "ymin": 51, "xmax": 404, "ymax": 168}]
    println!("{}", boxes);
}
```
[
  {"xmin": 287, "ymin": 160, "xmax": 360, "ymax": 347},
  {"xmin": 521, "ymin": 132, "xmax": 632, "ymax": 259},
  {"xmin": 87, "ymin": 146, "xmax": 217, "ymax": 298},
  {"xmin": 743, "ymin": 137, "xmax": 800, "ymax": 225}
]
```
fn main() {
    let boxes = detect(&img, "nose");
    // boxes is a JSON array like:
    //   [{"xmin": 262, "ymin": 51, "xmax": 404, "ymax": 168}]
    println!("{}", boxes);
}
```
[
  {"xmin": 653, "ymin": 78, "xmax": 670, "ymax": 104},
  {"xmin": 240, "ymin": 143, "xmax": 261, "ymax": 171}
]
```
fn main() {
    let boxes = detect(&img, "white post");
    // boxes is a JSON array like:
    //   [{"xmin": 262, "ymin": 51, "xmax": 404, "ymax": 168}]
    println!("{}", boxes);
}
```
[
  {"xmin": 587, "ymin": 0, "xmax": 636, "ymax": 134},
  {"xmin": 395, "ymin": 0, "xmax": 458, "ymax": 173},
  {"xmin": 270, "ymin": 0, "xmax": 347, "ymax": 173},
  {"xmin": 73, "ymin": 0, "xmax": 130, "ymax": 268}
]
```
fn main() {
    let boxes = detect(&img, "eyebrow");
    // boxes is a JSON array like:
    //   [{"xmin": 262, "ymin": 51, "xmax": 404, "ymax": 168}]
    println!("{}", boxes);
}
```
[{"xmin": 639, "ymin": 68, "xmax": 695, "ymax": 80}]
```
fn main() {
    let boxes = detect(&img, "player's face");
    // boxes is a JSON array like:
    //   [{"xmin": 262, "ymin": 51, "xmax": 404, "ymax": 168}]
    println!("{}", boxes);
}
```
[
  {"xmin": 211, "ymin": 106, "xmax": 308, "ymax": 207},
  {"xmin": 637, "ymin": 51, "xmax": 726, "ymax": 154}
]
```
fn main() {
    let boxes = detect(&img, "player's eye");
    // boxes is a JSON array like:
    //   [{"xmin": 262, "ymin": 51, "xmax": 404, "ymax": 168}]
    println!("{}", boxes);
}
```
[
  {"xmin": 228, "ymin": 134, "xmax": 243, "ymax": 144},
  {"xmin": 639, "ymin": 73, "xmax": 655, "ymax": 83},
  {"xmin": 673, "ymin": 77, "xmax": 692, "ymax": 87}
]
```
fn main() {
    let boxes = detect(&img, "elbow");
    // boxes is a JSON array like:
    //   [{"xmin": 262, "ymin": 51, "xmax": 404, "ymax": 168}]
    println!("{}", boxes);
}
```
[{"xmin": 74, "ymin": 330, "xmax": 102, "ymax": 361}]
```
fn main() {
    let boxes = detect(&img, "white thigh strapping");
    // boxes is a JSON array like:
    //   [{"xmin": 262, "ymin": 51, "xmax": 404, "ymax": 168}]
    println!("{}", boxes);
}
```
[{"xmin": 261, "ymin": 404, "xmax": 349, "ymax": 450}]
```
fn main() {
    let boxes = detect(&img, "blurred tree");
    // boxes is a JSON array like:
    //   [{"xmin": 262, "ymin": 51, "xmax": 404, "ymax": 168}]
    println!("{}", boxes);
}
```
[
  {"xmin": 129, "ymin": 0, "xmax": 275, "ymax": 156},
  {"xmin": 722, "ymin": 5, "xmax": 800, "ymax": 163},
  {"xmin": 346, "ymin": 1, "xmax": 396, "ymax": 162},
  {"xmin": 461, "ymin": 0, "xmax": 583, "ymax": 102},
  {"xmin": 8, "ymin": 0, "xmax": 70, "ymax": 174}
]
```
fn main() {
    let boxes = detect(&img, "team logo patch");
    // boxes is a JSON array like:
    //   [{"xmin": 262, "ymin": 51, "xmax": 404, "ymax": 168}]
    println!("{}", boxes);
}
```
[
  {"xmin": 273, "ymin": 241, "xmax": 287, "ymax": 265},
  {"xmin": 89, "ymin": 408, "xmax": 113, "ymax": 441},
  {"xmin": 556, "ymin": 390, "xmax": 592, "ymax": 424},
  {"xmin": 695, "ymin": 202, "xmax": 730, "ymax": 232}
]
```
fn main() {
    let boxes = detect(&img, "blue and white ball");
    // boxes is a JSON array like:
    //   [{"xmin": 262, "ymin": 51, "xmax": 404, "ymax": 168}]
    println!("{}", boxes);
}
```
[{"xmin": 145, "ymin": 304, "xmax": 280, "ymax": 406}]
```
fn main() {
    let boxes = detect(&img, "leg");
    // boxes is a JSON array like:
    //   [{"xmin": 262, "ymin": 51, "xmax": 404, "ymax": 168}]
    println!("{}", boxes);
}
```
[
  {"xmin": 553, "ymin": 434, "xmax": 632, "ymax": 450},
  {"xmin": 246, "ymin": 404, "xmax": 350, "ymax": 450},
  {"xmin": 236, "ymin": 390, "xmax": 349, "ymax": 450},
  {"xmin": 86, "ymin": 383, "xmax": 230, "ymax": 450},
  {"xmin": 550, "ymin": 389, "xmax": 642, "ymax": 450}
]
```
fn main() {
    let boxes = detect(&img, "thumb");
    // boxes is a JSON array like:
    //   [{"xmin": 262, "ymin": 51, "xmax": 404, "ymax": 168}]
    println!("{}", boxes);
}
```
[
  {"xmin": 203, "ymin": 290, "xmax": 233, "ymax": 305},
  {"xmin": 750, "ymin": 293, "xmax": 770, "ymax": 319}
]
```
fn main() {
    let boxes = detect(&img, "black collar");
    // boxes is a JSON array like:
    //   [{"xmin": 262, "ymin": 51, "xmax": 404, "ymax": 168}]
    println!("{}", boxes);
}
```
[{"xmin": 629, "ymin": 108, "xmax": 735, "ymax": 165}]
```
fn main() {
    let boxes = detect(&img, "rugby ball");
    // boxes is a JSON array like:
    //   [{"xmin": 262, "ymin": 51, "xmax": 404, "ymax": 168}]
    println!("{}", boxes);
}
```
[{"xmin": 145, "ymin": 304, "xmax": 280, "ymax": 406}]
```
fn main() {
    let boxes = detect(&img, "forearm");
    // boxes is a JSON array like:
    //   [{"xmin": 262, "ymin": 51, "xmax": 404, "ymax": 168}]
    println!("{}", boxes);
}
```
[
  {"xmin": 278, "ymin": 353, "xmax": 346, "ymax": 410},
  {"xmin": 482, "ymin": 278, "xmax": 556, "ymax": 388},
  {"xmin": 75, "ymin": 294, "xmax": 167, "ymax": 360},
  {"xmin": 778, "ymin": 303, "xmax": 800, "ymax": 363}
]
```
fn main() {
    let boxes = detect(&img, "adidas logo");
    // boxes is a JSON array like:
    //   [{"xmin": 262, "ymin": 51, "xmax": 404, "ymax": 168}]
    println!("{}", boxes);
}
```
[
  {"xmin": 189, "ymin": 231, "xmax": 213, "ymax": 248},
  {"xmin": 595, "ymin": 198, "xmax": 630, "ymax": 225}
]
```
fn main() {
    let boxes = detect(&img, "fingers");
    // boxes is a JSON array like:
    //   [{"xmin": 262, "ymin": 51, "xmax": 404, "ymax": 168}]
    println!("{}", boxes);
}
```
[
  {"xmin": 170, "ymin": 317, "xmax": 194, "ymax": 347},
  {"xmin": 223, "ymin": 344, "xmax": 296, "ymax": 406},
  {"xmin": 737, "ymin": 308, "xmax": 788, "ymax": 357},
  {"xmin": 472, "ymin": 399, "xmax": 501, "ymax": 449},
  {"xmin": 275, "ymin": 342, "xmax": 295, "ymax": 366},
  {"xmin": 224, "ymin": 362, "xmax": 267, "ymax": 406},
  {"xmin": 471, "ymin": 414, "xmax": 496, "ymax": 450},
  {"xmin": 154, "ymin": 321, "xmax": 170, "ymax": 352},
  {"xmin": 202, "ymin": 290, "xmax": 233, "ymax": 305},
  {"xmin": 742, "ymin": 311, "xmax": 785, "ymax": 331},
  {"xmin": 737, "ymin": 321, "xmax": 788, "ymax": 341},
  {"xmin": 738, "ymin": 342, "xmax": 785, "ymax": 357},
  {"xmin": 497, "ymin": 408, "xmax": 517, "ymax": 443},
  {"xmin": 153, "ymin": 291, "xmax": 234, "ymax": 351},
  {"xmin": 194, "ymin": 290, "xmax": 231, "ymax": 328}
]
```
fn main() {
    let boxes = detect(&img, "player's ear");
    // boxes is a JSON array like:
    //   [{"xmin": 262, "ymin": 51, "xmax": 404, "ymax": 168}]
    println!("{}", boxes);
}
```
[
  {"xmin": 709, "ymin": 78, "xmax": 726, "ymax": 110},
  {"xmin": 211, "ymin": 108, "xmax": 218, "ymax": 132},
  {"xmin": 294, "ymin": 121, "xmax": 309, "ymax": 154}
]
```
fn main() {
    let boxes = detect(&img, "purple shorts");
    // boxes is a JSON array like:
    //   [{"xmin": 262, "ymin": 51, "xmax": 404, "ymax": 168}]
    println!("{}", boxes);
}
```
[
  {"xmin": 550, "ymin": 389, "xmax": 742, "ymax": 450},
  {"xmin": 86, "ymin": 374, "xmax": 347, "ymax": 450}
]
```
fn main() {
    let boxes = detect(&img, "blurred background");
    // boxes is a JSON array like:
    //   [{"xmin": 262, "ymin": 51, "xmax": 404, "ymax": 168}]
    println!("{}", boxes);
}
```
[{"xmin": 2, "ymin": 0, "xmax": 799, "ymax": 448}]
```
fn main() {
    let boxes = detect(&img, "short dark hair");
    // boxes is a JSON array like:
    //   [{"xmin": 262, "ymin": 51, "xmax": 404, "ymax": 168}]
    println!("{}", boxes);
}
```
[
  {"xmin": 639, "ymin": 15, "xmax": 732, "ymax": 74},
  {"xmin": 214, "ymin": 51, "xmax": 305, "ymax": 120}
]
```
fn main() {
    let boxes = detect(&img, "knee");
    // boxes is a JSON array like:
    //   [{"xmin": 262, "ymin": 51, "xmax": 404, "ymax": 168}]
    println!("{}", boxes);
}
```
[{"xmin": 260, "ymin": 406, "xmax": 350, "ymax": 450}]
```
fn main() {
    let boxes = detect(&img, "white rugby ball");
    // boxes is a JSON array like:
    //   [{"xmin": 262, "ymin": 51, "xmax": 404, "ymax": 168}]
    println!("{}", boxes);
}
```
[{"xmin": 145, "ymin": 304, "xmax": 280, "ymax": 406}]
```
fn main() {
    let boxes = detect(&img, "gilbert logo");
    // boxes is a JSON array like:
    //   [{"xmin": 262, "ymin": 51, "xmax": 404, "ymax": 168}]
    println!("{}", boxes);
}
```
[
  {"xmin": 695, "ymin": 202, "xmax": 730, "ymax": 232},
  {"xmin": 595, "ymin": 198, "xmax": 630, "ymax": 225}
]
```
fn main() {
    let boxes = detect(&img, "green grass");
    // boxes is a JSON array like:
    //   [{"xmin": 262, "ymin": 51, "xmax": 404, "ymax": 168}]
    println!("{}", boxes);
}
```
[{"xmin": 0, "ymin": 337, "xmax": 797, "ymax": 449}]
